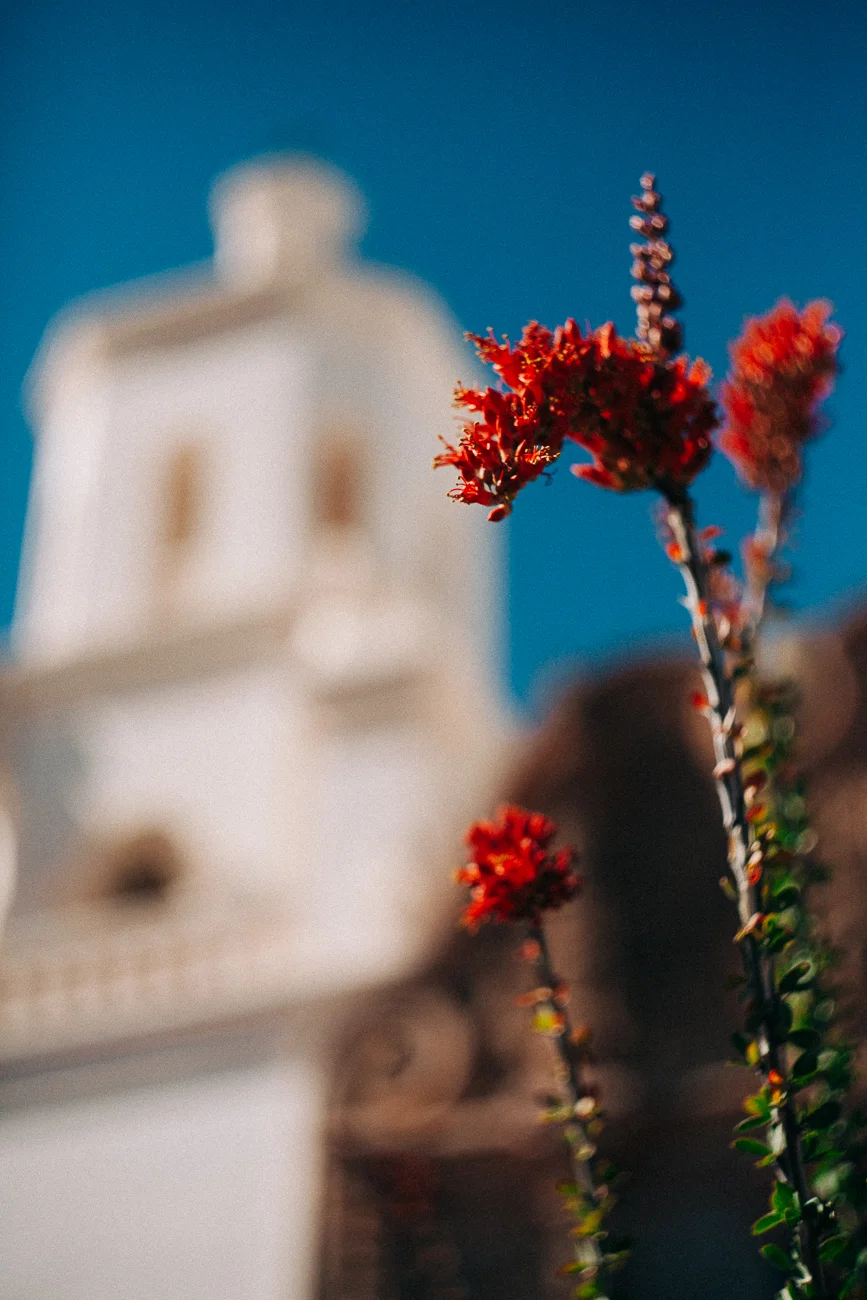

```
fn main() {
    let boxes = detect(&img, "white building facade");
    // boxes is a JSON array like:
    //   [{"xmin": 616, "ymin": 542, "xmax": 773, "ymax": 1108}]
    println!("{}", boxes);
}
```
[{"xmin": 0, "ymin": 156, "xmax": 508, "ymax": 1300}]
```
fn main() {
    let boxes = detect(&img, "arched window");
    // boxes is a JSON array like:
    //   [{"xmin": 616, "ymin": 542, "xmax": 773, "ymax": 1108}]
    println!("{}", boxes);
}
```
[
  {"xmin": 100, "ymin": 829, "xmax": 183, "ymax": 907},
  {"xmin": 162, "ymin": 442, "xmax": 204, "ymax": 555},
  {"xmin": 313, "ymin": 430, "xmax": 366, "ymax": 532}
]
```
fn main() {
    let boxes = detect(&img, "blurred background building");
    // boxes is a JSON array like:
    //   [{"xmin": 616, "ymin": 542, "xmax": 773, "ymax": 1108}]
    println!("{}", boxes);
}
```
[{"xmin": 0, "ymin": 155, "xmax": 507, "ymax": 1300}]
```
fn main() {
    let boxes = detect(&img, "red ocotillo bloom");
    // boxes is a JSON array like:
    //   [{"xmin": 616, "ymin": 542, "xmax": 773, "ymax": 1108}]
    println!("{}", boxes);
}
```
[
  {"xmin": 433, "ymin": 384, "xmax": 561, "ymax": 522},
  {"xmin": 719, "ymin": 299, "xmax": 842, "ymax": 494},
  {"xmin": 435, "ymin": 319, "xmax": 718, "ymax": 519},
  {"xmin": 455, "ymin": 805, "xmax": 581, "ymax": 930}
]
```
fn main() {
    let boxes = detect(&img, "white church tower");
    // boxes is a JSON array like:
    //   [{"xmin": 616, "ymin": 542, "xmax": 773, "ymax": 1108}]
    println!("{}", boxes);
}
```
[{"xmin": 0, "ymin": 157, "xmax": 508, "ymax": 1300}]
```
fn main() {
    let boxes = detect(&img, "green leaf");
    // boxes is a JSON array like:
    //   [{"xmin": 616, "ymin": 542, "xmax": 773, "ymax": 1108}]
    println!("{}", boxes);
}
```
[
  {"xmin": 772, "ymin": 1182, "xmax": 797, "ymax": 1217},
  {"xmin": 764, "ymin": 918, "xmax": 796, "ymax": 955},
  {"xmin": 561, "ymin": 1261, "xmax": 588, "ymax": 1274},
  {"xmin": 737, "ymin": 1114, "xmax": 768, "ymax": 1133},
  {"xmin": 603, "ymin": 1236, "xmax": 631, "ymax": 1258},
  {"xmin": 819, "ymin": 1234, "xmax": 850, "ymax": 1263},
  {"xmin": 602, "ymin": 1249, "xmax": 630, "ymax": 1271},
  {"xmin": 819, "ymin": 1051, "xmax": 852, "ymax": 1091},
  {"xmin": 744, "ymin": 1091, "xmax": 773, "ymax": 1121},
  {"xmin": 753, "ymin": 1212, "xmax": 783, "ymax": 1235},
  {"xmin": 803, "ymin": 1101, "xmax": 841, "ymax": 1131},
  {"xmin": 733, "ymin": 1137, "xmax": 773, "ymax": 1159},
  {"xmin": 799, "ymin": 1133, "xmax": 820, "ymax": 1161},
  {"xmin": 772, "ymin": 1000, "xmax": 794, "ymax": 1039},
  {"xmin": 790, "ymin": 1051, "xmax": 819, "ymax": 1085},
  {"xmin": 788, "ymin": 1028, "xmax": 820, "ymax": 1051},
  {"xmin": 761, "ymin": 1243, "xmax": 794, "ymax": 1272},
  {"xmin": 778, "ymin": 963, "xmax": 812, "ymax": 994}
]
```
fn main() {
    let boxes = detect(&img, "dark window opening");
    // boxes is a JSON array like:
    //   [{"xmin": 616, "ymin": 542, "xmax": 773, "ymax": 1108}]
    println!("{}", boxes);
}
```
[
  {"xmin": 103, "ymin": 830, "xmax": 182, "ymax": 907},
  {"xmin": 162, "ymin": 443, "xmax": 204, "ymax": 554},
  {"xmin": 314, "ymin": 432, "xmax": 366, "ymax": 531}
]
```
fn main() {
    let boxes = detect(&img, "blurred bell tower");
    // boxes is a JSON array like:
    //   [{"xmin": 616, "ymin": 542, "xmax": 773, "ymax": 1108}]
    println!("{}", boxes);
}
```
[{"xmin": 0, "ymin": 155, "xmax": 510, "ymax": 1300}]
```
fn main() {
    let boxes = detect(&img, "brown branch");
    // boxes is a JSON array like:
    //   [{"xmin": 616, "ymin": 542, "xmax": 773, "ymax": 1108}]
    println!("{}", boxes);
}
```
[
  {"xmin": 527, "ymin": 919, "xmax": 608, "ymax": 1281},
  {"xmin": 662, "ymin": 484, "xmax": 827, "ymax": 1296}
]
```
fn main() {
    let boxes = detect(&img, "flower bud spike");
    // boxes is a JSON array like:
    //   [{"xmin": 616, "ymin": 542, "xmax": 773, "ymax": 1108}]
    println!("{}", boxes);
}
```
[{"xmin": 630, "ymin": 173, "xmax": 684, "ymax": 357}]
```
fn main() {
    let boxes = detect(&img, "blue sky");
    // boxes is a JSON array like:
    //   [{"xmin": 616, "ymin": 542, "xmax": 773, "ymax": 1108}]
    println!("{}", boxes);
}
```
[{"xmin": 1, "ymin": 0, "xmax": 865, "ymax": 706}]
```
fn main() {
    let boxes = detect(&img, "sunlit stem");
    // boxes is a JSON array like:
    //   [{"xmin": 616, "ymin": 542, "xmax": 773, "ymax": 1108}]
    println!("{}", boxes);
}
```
[
  {"xmin": 527, "ymin": 919, "xmax": 607, "ymax": 1281},
  {"xmin": 661, "ymin": 484, "xmax": 827, "ymax": 1298},
  {"xmin": 741, "ymin": 491, "xmax": 787, "ymax": 648}
]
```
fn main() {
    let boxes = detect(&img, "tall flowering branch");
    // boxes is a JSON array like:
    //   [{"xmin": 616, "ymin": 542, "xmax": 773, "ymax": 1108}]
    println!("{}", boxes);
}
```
[
  {"xmin": 455, "ymin": 806, "xmax": 627, "ymax": 1300},
  {"xmin": 711, "ymin": 301, "xmax": 859, "ymax": 1299},
  {"xmin": 660, "ymin": 491, "xmax": 835, "ymax": 1296},
  {"xmin": 638, "ymin": 193, "xmax": 845, "ymax": 1295},
  {"xmin": 436, "ymin": 172, "xmax": 860, "ymax": 1298}
]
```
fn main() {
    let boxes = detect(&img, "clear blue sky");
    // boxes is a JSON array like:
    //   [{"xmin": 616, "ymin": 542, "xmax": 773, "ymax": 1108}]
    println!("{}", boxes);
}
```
[{"xmin": 1, "ymin": 0, "xmax": 865, "ymax": 707}]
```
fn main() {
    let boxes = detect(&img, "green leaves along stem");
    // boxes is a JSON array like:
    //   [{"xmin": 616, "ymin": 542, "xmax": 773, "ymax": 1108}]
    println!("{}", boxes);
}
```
[{"xmin": 732, "ymin": 686, "xmax": 867, "ymax": 1299}]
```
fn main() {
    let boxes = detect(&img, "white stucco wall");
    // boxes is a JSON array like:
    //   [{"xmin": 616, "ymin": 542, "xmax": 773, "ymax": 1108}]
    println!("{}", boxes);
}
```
[
  {"xmin": 67, "ymin": 662, "xmax": 306, "ymax": 899},
  {"xmin": 0, "ymin": 1052, "xmax": 326, "ymax": 1300},
  {"xmin": 308, "ymin": 719, "xmax": 435, "ymax": 973},
  {"xmin": 18, "ymin": 322, "xmax": 310, "ymax": 662}
]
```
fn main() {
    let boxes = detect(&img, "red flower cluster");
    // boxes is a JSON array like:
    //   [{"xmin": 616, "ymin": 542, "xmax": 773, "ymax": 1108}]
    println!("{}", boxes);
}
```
[
  {"xmin": 434, "ymin": 320, "xmax": 718, "ymax": 519},
  {"xmin": 719, "ymin": 299, "xmax": 841, "ymax": 493},
  {"xmin": 433, "ymin": 384, "xmax": 560, "ymax": 522},
  {"xmin": 455, "ymin": 805, "xmax": 581, "ymax": 930}
]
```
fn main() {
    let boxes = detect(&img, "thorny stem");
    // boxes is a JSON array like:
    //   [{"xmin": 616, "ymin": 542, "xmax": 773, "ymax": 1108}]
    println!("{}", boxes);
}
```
[
  {"xmin": 662, "ymin": 485, "xmax": 827, "ymax": 1297},
  {"xmin": 527, "ymin": 919, "xmax": 607, "ymax": 1281},
  {"xmin": 742, "ymin": 492, "xmax": 787, "ymax": 647},
  {"xmin": 631, "ymin": 171, "xmax": 826, "ymax": 1293}
]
